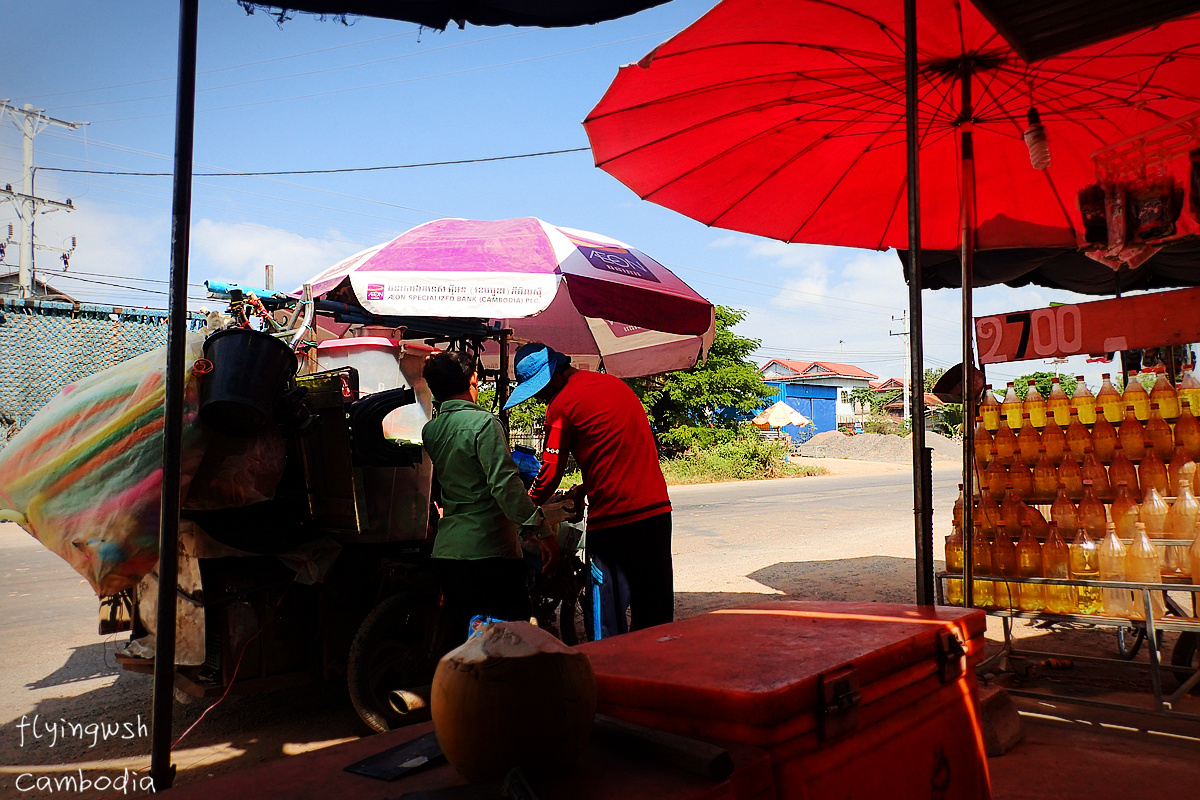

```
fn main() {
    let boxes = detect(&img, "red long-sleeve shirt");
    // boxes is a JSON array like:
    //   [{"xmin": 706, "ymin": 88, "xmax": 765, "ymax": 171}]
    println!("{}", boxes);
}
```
[{"xmin": 529, "ymin": 371, "xmax": 671, "ymax": 530}]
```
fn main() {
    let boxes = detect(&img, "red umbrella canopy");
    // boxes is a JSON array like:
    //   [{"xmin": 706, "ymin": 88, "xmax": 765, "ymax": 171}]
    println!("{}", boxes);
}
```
[{"xmin": 584, "ymin": 0, "xmax": 1200, "ymax": 251}]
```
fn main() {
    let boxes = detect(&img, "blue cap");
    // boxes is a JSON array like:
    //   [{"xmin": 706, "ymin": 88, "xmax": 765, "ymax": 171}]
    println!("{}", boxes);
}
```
[{"xmin": 505, "ymin": 343, "xmax": 569, "ymax": 409}]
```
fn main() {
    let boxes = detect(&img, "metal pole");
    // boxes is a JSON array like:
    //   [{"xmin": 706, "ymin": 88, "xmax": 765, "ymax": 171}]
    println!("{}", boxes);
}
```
[
  {"xmin": 498, "ymin": 330, "xmax": 511, "ymax": 436},
  {"xmin": 905, "ymin": 0, "xmax": 933, "ymax": 605},
  {"xmin": 150, "ymin": 0, "xmax": 198, "ymax": 790},
  {"xmin": 959, "ymin": 66, "xmax": 978, "ymax": 608},
  {"xmin": 19, "ymin": 109, "xmax": 35, "ymax": 297}
]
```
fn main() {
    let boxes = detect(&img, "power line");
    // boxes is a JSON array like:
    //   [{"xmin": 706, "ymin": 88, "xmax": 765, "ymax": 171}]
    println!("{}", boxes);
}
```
[{"xmin": 37, "ymin": 146, "xmax": 590, "ymax": 177}]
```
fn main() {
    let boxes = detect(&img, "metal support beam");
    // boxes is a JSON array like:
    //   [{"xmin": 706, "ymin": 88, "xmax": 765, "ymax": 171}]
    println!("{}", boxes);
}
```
[
  {"xmin": 150, "ymin": 0, "xmax": 198, "ymax": 791},
  {"xmin": 959, "ymin": 68, "xmax": 978, "ymax": 608},
  {"xmin": 905, "ymin": 0, "xmax": 934, "ymax": 605}
]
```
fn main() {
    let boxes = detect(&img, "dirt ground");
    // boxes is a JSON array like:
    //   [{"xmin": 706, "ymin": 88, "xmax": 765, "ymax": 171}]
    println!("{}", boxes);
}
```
[{"xmin": 2, "ymin": 463, "xmax": 1198, "ymax": 799}]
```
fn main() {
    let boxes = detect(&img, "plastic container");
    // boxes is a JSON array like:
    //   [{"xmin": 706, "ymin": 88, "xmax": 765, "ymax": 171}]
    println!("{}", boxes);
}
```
[
  {"xmin": 1177, "ymin": 399, "xmax": 1200, "ymax": 460},
  {"xmin": 1001, "ymin": 382, "xmax": 1023, "ymax": 430},
  {"xmin": 1024, "ymin": 380, "xmax": 1047, "ymax": 428},
  {"xmin": 314, "ymin": 337, "xmax": 433, "ymax": 444},
  {"xmin": 1046, "ymin": 378, "xmax": 1071, "ymax": 427},
  {"xmin": 1016, "ymin": 414, "xmax": 1042, "ymax": 466},
  {"xmin": 1070, "ymin": 528, "xmax": 1102, "ymax": 615},
  {"xmin": 1124, "ymin": 371, "xmax": 1150, "ymax": 421},
  {"xmin": 200, "ymin": 327, "xmax": 299, "ymax": 436},
  {"xmin": 1144, "ymin": 402, "xmax": 1174, "ymax": 462},
  {"xmin": 579, "ymin": 602, "xmax": 991, "ymax": 800},
  {"xmin": 1099, "ymin": 524, "xmax": 1131, "ymax": 617},
  {"xmin": 1072, "ymin": 376, "xmax": 1097, "ymax": 425},
  {"xmin": 945, "ymin": 526, "xmax": 964, "ymax": 606},
  {"xmin": 1040, "ymin": 419, "xmax": 1066, "ymax": 465},
  {"xmin": 1042, "ymin": 524, "xmax": 1075, "ymax": 614},
  {"xmin": 1097, "ymin": 373, "xmax": 1123, "ymax": 424},
  {"xmin": 980, "ymin": 385, "xmax": 1001, "ymax": 432},
  {"xmin": 1016, "ymin": 526, "xmax": 1044, "ymax": 612}
]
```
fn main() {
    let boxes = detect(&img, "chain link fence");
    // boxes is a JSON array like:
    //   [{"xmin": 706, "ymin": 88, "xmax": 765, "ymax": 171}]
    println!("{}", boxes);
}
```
[{"xmin": 0, "ymin": 298, "xmax": 205, "ymax": 448}]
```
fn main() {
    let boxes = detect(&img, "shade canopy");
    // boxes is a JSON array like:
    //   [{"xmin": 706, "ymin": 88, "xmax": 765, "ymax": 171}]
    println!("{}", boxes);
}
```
[
  {"xmin": 303, "ymin": 217, "xmax": 716, "ymax": 378},
  {"xmin": 305, "ymin": 217, "xmax": 714, "ymax": 336},
  {"xmin": 238, "ymin": 0, "xmax": 671, "ymax": 30},
  {"xmin": 584, "ymin": 0, "xmax": 1200, "ymax": 252},
  {"xmin": 752, "ymin": 401, "xmax": 811, "ymax": 430}
]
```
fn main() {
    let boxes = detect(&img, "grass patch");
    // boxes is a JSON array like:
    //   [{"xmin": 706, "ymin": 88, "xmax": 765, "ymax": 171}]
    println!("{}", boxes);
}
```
[{"xmin": 660, "ymin": 437, "xmax": 827, "ymax": 485}]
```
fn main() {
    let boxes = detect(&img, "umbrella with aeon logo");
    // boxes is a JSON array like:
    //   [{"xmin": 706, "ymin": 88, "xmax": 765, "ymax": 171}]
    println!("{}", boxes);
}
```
[{"xmin": 303, "ymin": 216, "xmax": 716, "ymax": 378}]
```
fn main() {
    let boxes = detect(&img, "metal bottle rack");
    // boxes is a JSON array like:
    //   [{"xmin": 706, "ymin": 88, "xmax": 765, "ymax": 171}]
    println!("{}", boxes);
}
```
[
  {"xmin": 936, "ymin": 569, "xmax": 1200, "ymax": 721},
  {"xmin": 953, "ymin": 286, "xmax": 1200, "ymax": 721}
]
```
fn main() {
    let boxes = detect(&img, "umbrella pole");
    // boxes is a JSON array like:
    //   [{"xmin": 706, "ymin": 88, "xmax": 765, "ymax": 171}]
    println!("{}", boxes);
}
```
[
  {"xmin": 904, "ymin": 0, "xmax": 934, "ymax": 606},
  {"xmin": 959, "ymin": 68, "xmax": 978, "ymax": 609},
  {"xmin": 150, "ymin": 0, "xmax": 198, "ymax": 790},
  {"xmin": 498, "ymin": 329, "xmax": 510, "ymax": 436}
]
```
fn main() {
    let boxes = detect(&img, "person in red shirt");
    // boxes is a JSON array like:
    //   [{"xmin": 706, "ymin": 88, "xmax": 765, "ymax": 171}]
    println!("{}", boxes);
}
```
[{"xmin": 505, "ymin": 343, "xmax": 673, "ymax": 635}]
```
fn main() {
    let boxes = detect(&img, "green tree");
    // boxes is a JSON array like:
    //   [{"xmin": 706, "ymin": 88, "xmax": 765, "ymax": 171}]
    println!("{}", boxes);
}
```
[
  {"xmin": 634, "ymin": 306, "xmax": 776, "ymax": 431},
  {"xmin": 1012, "ymin": 372, "xmax": 1077, "ymax": 401},
  {"xmin": 848, "ymin": 386, "xmax": 897, "ymax": 414},
  {"xmin": 923, "ymin": 367, "xmax": 946, "ymax": 393},
  {"xmin": 477, "ymin": 386, "xmax": 546, "ymax": 433}
]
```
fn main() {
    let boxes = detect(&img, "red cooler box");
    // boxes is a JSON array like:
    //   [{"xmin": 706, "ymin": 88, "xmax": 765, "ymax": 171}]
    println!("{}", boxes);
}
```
[{"xmin": 578, "ymin": 601, "xmax": 990, "ymax": 800}]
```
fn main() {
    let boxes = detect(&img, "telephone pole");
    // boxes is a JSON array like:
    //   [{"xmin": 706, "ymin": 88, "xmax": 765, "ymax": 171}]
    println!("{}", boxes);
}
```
[
  {"xmin": 890, "ymin": 311, "xmax": 910, "ymax": 425},
  {"xmin": 1, "ymin": 101, "xmax": 86, "ymax": 297}
]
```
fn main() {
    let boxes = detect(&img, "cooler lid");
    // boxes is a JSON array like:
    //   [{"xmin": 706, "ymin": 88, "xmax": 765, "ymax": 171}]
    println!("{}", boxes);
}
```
[{"xmin": 578, "ymin": 601, "xmax": 986, "ymax": 731}]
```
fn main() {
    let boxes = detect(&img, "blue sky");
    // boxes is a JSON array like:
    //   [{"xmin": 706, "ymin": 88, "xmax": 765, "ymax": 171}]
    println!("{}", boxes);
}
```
[{"xmin": 1, "ymin": 0, "xmax": 1102, "ymax": 387}]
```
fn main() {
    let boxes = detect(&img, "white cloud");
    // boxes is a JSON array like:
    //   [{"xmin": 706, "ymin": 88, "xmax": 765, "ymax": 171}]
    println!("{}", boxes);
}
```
[{"xmin": 190, "ymin": 220, "xmax": 360, "ymax": 292}]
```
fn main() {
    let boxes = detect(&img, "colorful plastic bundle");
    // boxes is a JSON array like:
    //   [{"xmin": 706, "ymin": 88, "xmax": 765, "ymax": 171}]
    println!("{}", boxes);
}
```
[{"xmin": 0, "ymin": 334, "xmax": 208, "ymax": 597}]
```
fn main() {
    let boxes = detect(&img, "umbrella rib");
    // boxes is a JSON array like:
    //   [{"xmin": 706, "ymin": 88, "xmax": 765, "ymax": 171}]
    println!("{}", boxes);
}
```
[
  {"xmin": 782, "ymin": 123, "xmax": 909, "ymax": 244},
  {"xmin": 593, "ymin": 84, "xmax": 906, "ymax": 174},
  {"xmin": 699, "ymin": 93, "xmax": 910, "ymax": 223},
  {"xmin": 655, "ymin": 86, "xmax": 909, "ymax": 227},
  {"xmin": 636, "ymin": 65, "xmax": 914, "ymax": 118}
]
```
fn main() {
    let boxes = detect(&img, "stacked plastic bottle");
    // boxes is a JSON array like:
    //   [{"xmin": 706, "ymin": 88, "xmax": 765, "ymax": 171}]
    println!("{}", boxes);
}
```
[{"xmin": 952, "ymin": 369, "xmax": 1200, "ymax": 619}]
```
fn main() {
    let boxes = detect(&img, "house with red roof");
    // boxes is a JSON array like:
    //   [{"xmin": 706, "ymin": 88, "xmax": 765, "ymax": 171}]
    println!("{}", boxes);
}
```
[{"xmin": 760, "ymin": 359, "xmax": 879, "ymax": 427}]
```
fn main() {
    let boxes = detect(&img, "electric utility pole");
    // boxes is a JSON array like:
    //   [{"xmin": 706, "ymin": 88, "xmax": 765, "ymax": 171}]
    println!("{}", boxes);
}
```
[
  {"xmin": 890, "ymin": 311, "xmax": 911, "ymax": 425},
  {"xmin": 1, "ymin": 101, "xmax": 86, "ymax": 297}
]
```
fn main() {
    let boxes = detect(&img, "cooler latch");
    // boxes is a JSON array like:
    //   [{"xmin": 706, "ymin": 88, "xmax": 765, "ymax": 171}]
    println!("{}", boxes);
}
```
[
  {"xmin": 937, "ymin": 628, "xmax": 967, "ymax": 683},
  {"xmin": 818, "ymin": 666, "xmax": 861, "ymax": 742}
]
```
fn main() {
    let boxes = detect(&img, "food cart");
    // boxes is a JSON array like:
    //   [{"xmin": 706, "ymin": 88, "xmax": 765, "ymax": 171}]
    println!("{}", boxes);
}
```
[{"xmin": 102, "ymin": 290, "xmax": 594, "ymax": 733}]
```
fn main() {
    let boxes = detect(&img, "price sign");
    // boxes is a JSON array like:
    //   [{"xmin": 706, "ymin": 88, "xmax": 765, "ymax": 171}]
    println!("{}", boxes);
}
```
[{"xmin": 975, "ymin": 286, "xmax": 1200, "ymax": 365}]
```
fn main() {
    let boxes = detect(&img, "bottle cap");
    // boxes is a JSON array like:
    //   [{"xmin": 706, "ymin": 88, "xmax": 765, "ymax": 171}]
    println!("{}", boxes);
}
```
[
  {"xmin": 1027, "ymin": 379, "xmax": 1036, "ymax": 385},
  {"xmin": 1075, "ymin": 375, "xmax": 1085, "ymax": 381},
  {"xmin": 1102, "ymin": 373, "xmax": 1110, "ymax": 378},
  {"xmin": 1052, "ymin": 376, "xmax": 1060, "ymax": 383}
]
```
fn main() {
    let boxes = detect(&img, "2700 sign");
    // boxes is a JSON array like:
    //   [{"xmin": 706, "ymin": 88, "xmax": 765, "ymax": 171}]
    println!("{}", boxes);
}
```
[
  {"xmin": 976, "ymin": 305, "xmax": 1082, "ymax": 364},
  {"xmin": 974, "ymin": 287, "xmax": 1200, "ymax": 366}
]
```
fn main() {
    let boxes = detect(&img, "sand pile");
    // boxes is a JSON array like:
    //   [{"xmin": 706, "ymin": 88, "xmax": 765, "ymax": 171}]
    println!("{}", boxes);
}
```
[{"xmin": 807, "ymin": 430, "xmax": 961, "ymax": 463}]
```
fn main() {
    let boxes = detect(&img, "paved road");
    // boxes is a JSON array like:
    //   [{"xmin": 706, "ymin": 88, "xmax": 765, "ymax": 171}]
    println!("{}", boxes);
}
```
[{"xmin": 0, "ymin": 467, "xmax": 958, "ymax": 793}]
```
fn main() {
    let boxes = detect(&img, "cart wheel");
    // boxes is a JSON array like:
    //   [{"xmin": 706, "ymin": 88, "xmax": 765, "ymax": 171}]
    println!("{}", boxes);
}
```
[
  {"xmin": 347, "ymin": 592, "xmax": 438, "ymax": 734},
  {"xmin": 1169, "ymin": 632, "xmax": 1200, "ymax": 691},
  {"xmin": 1116, "ymin": 625, "xmax": 1145, "ymax": 660}
]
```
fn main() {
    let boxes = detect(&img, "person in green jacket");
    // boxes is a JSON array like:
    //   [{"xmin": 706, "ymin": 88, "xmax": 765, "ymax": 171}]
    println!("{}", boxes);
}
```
[{"xmin": 421, "ymin": 351, "xmax": 573, "ymax": 640}]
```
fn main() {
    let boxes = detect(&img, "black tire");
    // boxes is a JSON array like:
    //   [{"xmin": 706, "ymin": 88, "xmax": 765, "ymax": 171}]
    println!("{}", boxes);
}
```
[
  {"xmin": 1169, "ymin": 632, "xmax": 1200, "ymax": 691},
  {"xmin": 347, "ymin": 592, "xmax": 439, "ymax": 734}
]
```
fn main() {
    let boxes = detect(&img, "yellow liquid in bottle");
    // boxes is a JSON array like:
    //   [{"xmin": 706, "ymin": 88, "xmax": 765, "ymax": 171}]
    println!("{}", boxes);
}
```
[
  {"xmin": 945, "ymin": 532, "xmax": 964, "ymax": 606},
  {"xmin": 1097, "ymin": 375, "xmax": 1124, "ymax": 424},
  {"xmin": 1125, "ymin": 375, "xmax": 1150, "ymax": 421}
]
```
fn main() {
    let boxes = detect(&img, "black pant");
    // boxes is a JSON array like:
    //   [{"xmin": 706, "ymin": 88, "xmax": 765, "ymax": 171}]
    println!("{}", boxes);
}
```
[
  {"xmin": 433, "ymin": 557, "xmax": 531, "ymax": 647},
  {"xmin": 587, "ymin": 512, "xmax": 673, "ymax": 634}
]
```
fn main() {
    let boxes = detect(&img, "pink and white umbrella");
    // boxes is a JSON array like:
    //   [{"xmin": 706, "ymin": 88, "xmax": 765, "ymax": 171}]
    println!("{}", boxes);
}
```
[{"xmin": 303, "ymin": 217, "xmax": 715, "ymax": 378}]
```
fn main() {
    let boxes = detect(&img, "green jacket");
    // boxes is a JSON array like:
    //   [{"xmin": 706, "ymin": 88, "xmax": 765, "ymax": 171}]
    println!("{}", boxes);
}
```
[{"xmin": 422, "ymin": 399, "xmax": 540, "ymax": 560}]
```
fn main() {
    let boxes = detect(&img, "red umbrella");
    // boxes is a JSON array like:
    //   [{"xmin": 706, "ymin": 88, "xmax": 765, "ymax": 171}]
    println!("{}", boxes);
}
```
[
  {"xmin": 584, "ymin": 0, "xmax": 1200, "ymax": 607},
  {"xmin": 584, "ymin": 0, "xmax": 1200, "ymax": 252}
]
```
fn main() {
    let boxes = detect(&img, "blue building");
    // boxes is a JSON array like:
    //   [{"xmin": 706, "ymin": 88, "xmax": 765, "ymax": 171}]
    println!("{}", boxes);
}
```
[{"xmin": 759, "ymin": 381, "xmax": 836, "ymax": 444}]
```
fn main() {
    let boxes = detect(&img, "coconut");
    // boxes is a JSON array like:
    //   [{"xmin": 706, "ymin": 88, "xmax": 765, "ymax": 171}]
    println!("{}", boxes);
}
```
[{"xmin": 431, "ymin": 621, "xmax": 596, "ymax": 782}]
